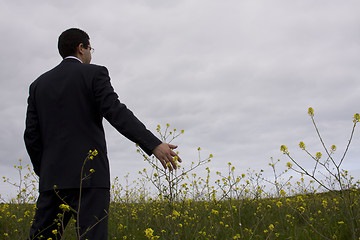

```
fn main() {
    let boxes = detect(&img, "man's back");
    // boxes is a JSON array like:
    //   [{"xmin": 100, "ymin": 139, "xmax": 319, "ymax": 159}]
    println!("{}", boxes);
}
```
[{"xmin": 26, "ymin": 58, "xmax": 111, "ymax": 191}]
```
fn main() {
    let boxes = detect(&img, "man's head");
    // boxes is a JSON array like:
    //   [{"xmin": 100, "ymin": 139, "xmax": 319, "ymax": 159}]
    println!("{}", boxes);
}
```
[{"xmin": 58, "ymin": 28, "xmax": 92, "ymax": 64}]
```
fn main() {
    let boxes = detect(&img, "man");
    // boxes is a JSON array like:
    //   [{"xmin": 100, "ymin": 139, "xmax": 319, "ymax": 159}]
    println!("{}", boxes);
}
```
[{"xmin": 24, "ymin": 28, "xmax": 181, "ymax": 239}]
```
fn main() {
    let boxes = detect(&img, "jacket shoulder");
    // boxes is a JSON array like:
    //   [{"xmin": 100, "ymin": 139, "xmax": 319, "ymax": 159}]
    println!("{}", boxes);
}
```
[{"xmin": 82, "ymin": 62, "xmax": 107, "ymax": 70}]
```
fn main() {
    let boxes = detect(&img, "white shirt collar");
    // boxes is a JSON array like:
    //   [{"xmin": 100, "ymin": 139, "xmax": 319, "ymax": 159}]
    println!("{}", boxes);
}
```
[{"xmin": 64, "ymin": 56, "xmax": 83, "ymax": 63}]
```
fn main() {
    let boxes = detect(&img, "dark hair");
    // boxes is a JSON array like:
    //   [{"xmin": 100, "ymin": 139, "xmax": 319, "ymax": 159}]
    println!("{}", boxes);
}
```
[{"xmin": 58, "ymin": 28, "xmax": 90, "ymax": 58}]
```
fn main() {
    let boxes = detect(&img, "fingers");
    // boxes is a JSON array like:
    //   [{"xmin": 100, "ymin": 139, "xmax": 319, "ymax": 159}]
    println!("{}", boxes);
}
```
[
  {"xmin": 163, "ymin": 152, "xmax": 177, "ymax": 171},
  {"xmin": 168, "ymin": 144, "xmax": 178, "ymax": 149},
  {"xmin": 167, "ymin": 144, "xmax": 182, "ymax": 163},
  {"xmin": 171, "ymin": 150, "xmax": 182, "ymax": 163},
  {"xmin": 159, "ymin": 158, "xmax": 167, "ymax": 170}
]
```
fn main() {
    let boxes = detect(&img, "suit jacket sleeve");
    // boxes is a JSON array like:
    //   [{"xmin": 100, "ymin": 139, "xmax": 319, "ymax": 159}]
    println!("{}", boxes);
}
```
[
  {"xmin": 24, "ymin": 82, "xmax": 42, "ymax": 176},
  {"xmin": 93, "ymin": 66, "xmax": 162, "ymax": 155}
]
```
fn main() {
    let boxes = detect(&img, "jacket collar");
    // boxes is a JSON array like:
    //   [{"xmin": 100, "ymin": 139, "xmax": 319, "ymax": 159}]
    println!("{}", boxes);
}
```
[{"xmin": 63, "ymin": 56, "xmax": 83, "ymax": 63}]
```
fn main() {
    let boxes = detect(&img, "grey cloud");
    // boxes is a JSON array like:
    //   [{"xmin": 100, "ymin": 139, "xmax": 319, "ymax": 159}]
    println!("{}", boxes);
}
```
[{"xmin": 1, "ymin": 0, "xmax": 360, "ymax": 197}]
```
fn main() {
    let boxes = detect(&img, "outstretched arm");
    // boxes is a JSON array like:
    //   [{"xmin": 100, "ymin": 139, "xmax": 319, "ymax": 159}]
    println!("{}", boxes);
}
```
[{"xmin": 153, "ymin": 143, "xmax": 182, "ymax": 171}]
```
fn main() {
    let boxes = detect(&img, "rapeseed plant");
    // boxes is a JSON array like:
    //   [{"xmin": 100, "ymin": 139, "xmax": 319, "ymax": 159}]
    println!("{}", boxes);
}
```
[{"xmin": 2, "ymin": 116, "xmax": 360, "ymax": 239}]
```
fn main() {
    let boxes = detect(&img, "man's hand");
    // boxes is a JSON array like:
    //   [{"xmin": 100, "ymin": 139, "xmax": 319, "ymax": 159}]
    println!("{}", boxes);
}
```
[{"xmin": 153, "ymin": 143, "xmax": 182, "ymax": 171}]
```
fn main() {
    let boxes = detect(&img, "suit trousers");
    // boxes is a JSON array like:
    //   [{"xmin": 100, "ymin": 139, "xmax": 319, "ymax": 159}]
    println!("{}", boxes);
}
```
[{"xmin": 29, "ymin": 188, "xmax": 109, "ymax": 240}]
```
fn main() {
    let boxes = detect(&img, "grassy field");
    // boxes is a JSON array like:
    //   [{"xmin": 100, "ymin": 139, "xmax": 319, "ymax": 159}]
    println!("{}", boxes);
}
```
[
  {"xmin": 1, "ymin": 110, "xmax": 359, "ymax": 239},
  {"xmin": 1, "ymin": 189, "xmax": 359, "ymax": 239}
]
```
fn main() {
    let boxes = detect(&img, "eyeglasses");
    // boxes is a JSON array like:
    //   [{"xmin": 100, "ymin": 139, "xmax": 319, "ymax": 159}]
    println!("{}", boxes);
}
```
[{"xmin": 88, "ymin": 46, "xmax": 95, "ymax": 54}]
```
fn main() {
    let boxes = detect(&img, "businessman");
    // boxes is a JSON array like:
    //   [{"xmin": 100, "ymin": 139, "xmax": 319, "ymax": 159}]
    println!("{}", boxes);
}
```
[{"xmin": 24, "ymin": 28, "xmax": 181, "ymax": 239}]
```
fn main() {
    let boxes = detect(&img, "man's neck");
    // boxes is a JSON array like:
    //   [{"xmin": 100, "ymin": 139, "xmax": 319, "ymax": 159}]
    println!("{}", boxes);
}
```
[{"xmin": 64, "ymin": 56, "xmax": 83, "ymax": 63}]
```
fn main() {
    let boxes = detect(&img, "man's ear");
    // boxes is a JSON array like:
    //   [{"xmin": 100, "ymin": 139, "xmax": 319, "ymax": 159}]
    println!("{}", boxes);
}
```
[{"xmin": 77, "ymin": 43, "xmax": 84, "ymax": 55}]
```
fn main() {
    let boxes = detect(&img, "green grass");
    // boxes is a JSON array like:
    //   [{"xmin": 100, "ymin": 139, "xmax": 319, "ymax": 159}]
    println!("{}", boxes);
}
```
[{"xmin": 1, "ymin": 189, "xmax": 359, "ymax": 239}]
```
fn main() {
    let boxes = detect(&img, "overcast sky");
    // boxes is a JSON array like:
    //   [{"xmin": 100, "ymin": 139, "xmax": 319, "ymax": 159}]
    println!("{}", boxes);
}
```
[{"xmin": 1, "ymin": 0, "xmax": 359, "ymax": 199}]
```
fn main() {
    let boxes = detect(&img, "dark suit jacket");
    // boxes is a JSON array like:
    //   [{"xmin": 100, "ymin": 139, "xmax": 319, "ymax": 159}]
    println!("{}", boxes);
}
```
[{"xmin": 24, "ymin": 58, "xmax": 162, "ymax": 192}]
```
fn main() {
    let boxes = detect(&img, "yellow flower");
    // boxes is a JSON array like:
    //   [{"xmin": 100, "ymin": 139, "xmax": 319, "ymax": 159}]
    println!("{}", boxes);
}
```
[
  {"xmin": 299, "ymin": 141, "xmax": 305, "ymax": 150},
  {"xmin": 280, "ymin": 145, "xmax": 288, "ymax": 154},
  {"xmin": 298, "ymin": 206, "xmax": 305, "ymax": 213},
  {"xmin": 353, "ymin": 113, "xmax": 360, "ymax": 123},
  {"xmin": 89, "ymin": 149, "xmax": 98, "ymax": 156},
  {"xmin": 89, "ymin": 169, "xmax": 95, "ymax": 173},
  {"xmin": 308, "ymin": 107, "xmax": 314, "ymax": 117},
  {"xmin": 269, "ymin": 224, "xmax": 275, "ymax": 231},
  {"xmin": 93, "ymin": 149, "xmax": 98, "ymax": 156},
  {"xmin": 331, "ymin": 145, "xmax": 337, "ymax": 151},
  {"xmin": 172, "ymin": 210, "xmax": 180, "ymax": 218},
  {"xmin": 233, "ymin": 234, "xmax": 241, "ymax": 239},
  {"xmin": 24, "ymin": 211, "xmax": 31, "ymax": 217},
  {"xmin": 315, "ymin": 152, "xmax": 322, "ymax": 160},
  {"xmin": 211, "ymin": 209, "xmax": 219, "ymax": 215},
  {"xmin": 145, "ymin": 228, "xmax": 154, "ymax": 238},
  {"xmin": 52, "ymin": 229, "xmax": 58, "ymax": 235},
  {"xmin": 59, "ymin": 204, "xmax": 71, "ymax": 212}
]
